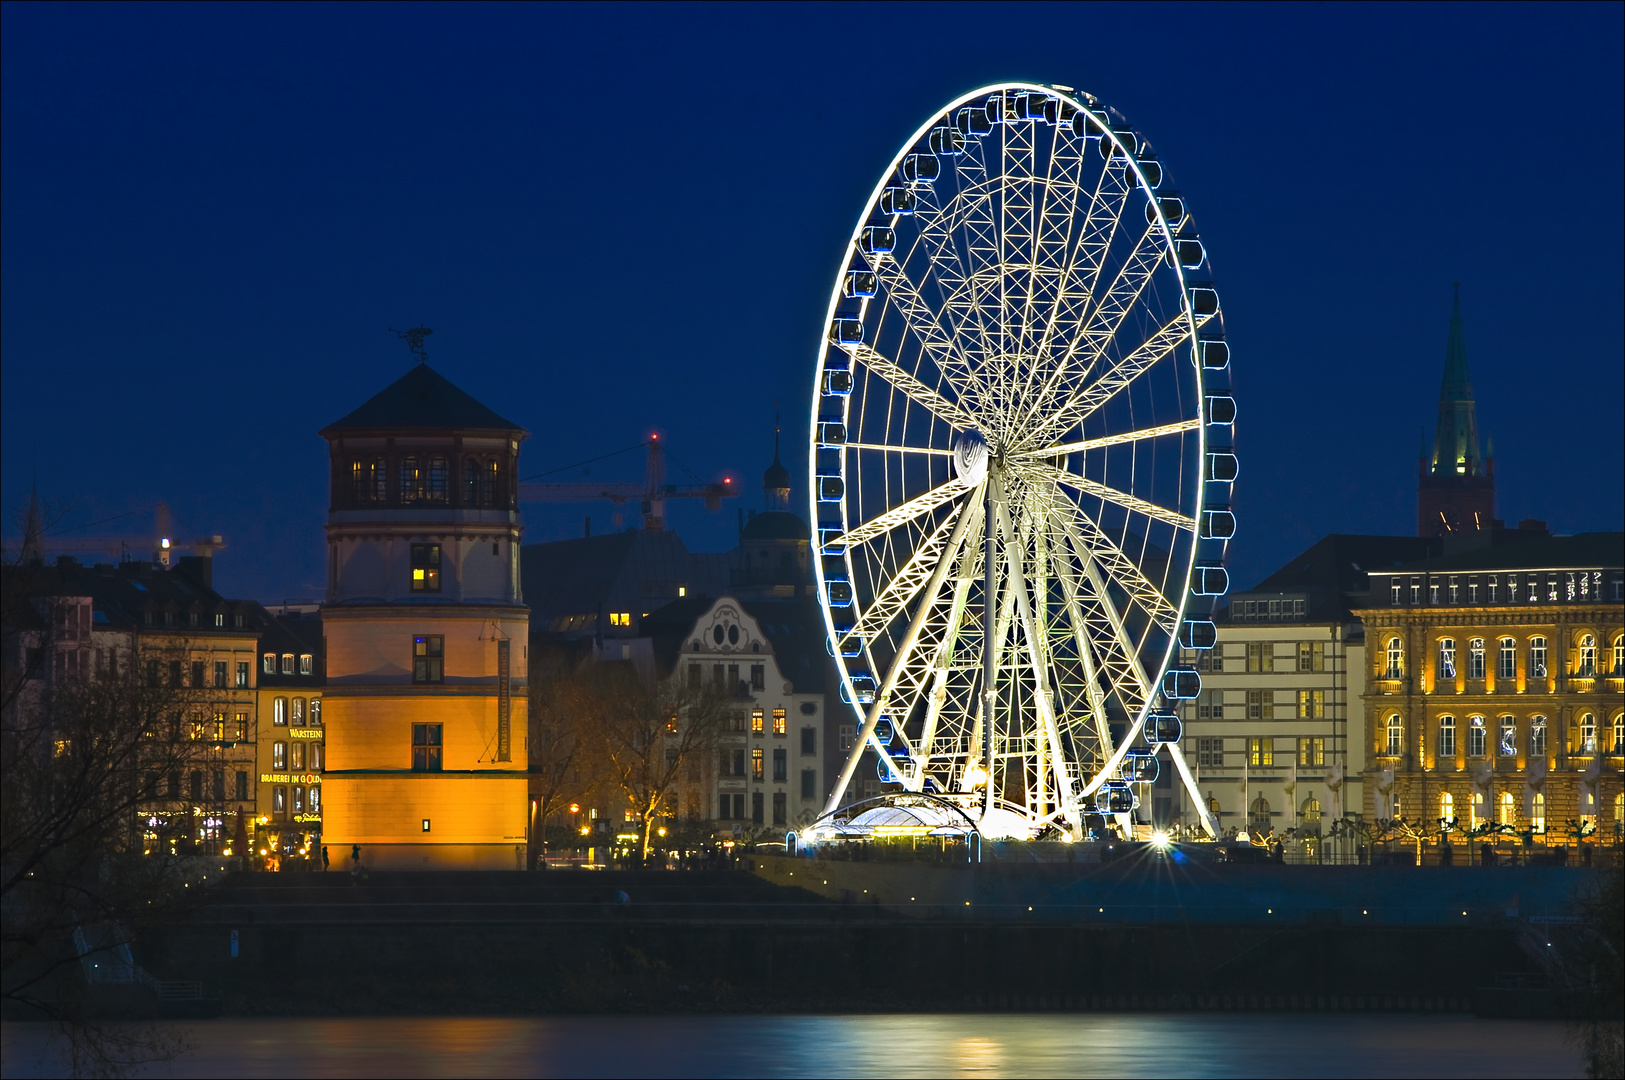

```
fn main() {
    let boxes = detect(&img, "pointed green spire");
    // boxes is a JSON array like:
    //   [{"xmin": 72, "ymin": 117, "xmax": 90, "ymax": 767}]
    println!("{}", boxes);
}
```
[{"xmin": 1428, "ymin": 283, "xmax": 1484, "ymax": 477}]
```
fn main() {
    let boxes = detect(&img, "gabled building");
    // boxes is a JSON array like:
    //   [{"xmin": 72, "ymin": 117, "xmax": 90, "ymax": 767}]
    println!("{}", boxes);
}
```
[
  {"xmin": 318, "ymin": 362, "xmax": 530, "ymax": 870},
  {"xmin": 254, "ymin": 606, "xmax": 325, "ymax": 859}
]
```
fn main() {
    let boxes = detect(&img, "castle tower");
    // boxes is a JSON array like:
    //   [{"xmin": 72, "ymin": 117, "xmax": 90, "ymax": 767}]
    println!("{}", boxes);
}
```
[
  {"xmin": 1418, "ymin": 285, "xmax": 1496, "ymax": 536},
  {"xmin": 318, "ymin": 362, "xmax": 530, "ymax": 869}
]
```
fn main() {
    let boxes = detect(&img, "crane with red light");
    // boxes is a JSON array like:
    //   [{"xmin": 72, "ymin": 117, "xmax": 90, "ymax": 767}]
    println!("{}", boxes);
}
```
[{"xmin": 517, "ymin": 435, "xmax": 735, "ymax": 532}]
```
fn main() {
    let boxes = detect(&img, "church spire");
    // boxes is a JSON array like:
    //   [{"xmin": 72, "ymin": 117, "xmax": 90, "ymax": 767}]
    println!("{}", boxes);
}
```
[
  {"xmin": 1428, "ymin": 283, "xmax": 1484, "ymax": 478},
  {"xmin": 762, "ymin": 405, "xmax": 791, "ymax": 512}
]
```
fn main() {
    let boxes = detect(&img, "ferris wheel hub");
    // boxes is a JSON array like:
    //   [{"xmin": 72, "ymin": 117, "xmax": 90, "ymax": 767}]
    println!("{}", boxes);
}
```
[{"xmin": 952, "ymin": 430, "xmax": 989, "ymax": 486}]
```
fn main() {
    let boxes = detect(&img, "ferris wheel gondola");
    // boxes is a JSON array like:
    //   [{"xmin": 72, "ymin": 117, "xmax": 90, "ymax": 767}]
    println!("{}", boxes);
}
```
[{"xmin": 809, "ymin": 83, "xmax": 1234, "ymax": 841}]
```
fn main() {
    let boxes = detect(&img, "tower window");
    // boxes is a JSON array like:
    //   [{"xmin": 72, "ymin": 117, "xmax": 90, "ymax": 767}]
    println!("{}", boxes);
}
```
[
  {"xmin": 427, "ymin": 455, "xmax": 449, "ymax": 502},
  {"xmin": 411, "ymin": 544, "xmax": 442, "ymax": 592},
  {"xmin": 400, "ymin": 456, "xmax": 423, "ymax": 503},
  {"xmin": 463, "ymin": 459, "xmax": 480, "ymax": 506},
  {"xmin": 352, "ymin": 458, "xmax": 385, "ymax": 504},
  {"xmin": 413, "ymin": 635, "xmax": 444, "ymax": 683},
  {"xmin": 412, "ymin": 723, "xmax": 443, "ymax": 771}
]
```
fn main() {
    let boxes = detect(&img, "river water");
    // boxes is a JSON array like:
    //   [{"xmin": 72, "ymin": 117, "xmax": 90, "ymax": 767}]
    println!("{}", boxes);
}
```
[{"xmin": 1, "ymin": 1014, "xmax": 1581, "ymax": 1078}]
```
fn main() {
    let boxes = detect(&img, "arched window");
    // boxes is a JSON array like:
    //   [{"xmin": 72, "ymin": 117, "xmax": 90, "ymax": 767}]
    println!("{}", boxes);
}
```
[
  {"xmin": 290, "ymin": 697, "xmax": 306, "ymax": 728},
  {"xmin": 1498, "ymin": 792, "xmax": 1515, "ymax": 827},
  {"xmin": 1301, "ymin": 795, "xmax": 1322, "ymax": 823},
  {"xmin": 273, "ymin": 697, "xmax": 287, "ymax": 726},
  {"xmin": 1498, "ymin": 715, "xmax": 1517, "ymax": 757},
  {"xmin": 1613, "ymin": 712, "xmax": 1623, "ymax": 755},
  {"xmin": 1615, "ymin": 793, "xmax": 1624, "ymax": 837},
  {"xmin": 1530, "ymin": 715, "xmax": 1548, "ymax": 756},
  {"xmin": 1467, "ymin": 716, "xmax": 1487, "ymax": 757},
  {"xmin": 463, "ymin": 459, "xmax": 479, "ymax": 505},
  {"xmin": 1497, "ymin": 637, "xmax": 1516, "ymax": 680},
  {"xmin": 1438, "ymin": 715, "xmax": 1456, "ymax": 757},
  {"xmin": 1578, "ymin": 713, "xmax": 1597, "ymax": 754},
  {"xmin": 1440, "ymin": 791, "xmax": 1454, "ymax": 828},
  {"xmin": 1531, "ymin": 792, "xmax": 1546, "ymax": 833},
  {"xmin": 1576, "ymin": 634, "xmax": 1597, "ymax": 677},
  {"xmin": 426, "ymin": 456, "xmax": 449, "ymax": 502},
  {"xmin": 351, "ymin": 458, "xmax": 386, "ymax": 504},
  {"xmin": 485, "ymin": 459, "xmax": 500, "ymax": 506},
  {"xmin": 1529, "ymin": 637, "xmax": 1548, "ymax": 679},
  {"xmin": 1437, "ymin": 638, "xmax": 1457, "ymax": 680},
  {"xmin": 1385, "ymin": 714, "xmax": 1403, "ymax": 757},
  {"xmin": 1385, "ymin": 637, "xmax": 1403, "ymax": 678},
  {"xmin": 1249, "ymin": 796, "xmax": 1271, "ymax": 832},
  {"xmin": 1467, "ymin": 639, "xmax": 1485, "ymax": 680},
  {"xmin": 1613, "ymin": 635, "xmax": 1625, "ymax": 676},
  {"xmin": 400, "ymin": 456, "xmax": 422, "ymax": 502}
]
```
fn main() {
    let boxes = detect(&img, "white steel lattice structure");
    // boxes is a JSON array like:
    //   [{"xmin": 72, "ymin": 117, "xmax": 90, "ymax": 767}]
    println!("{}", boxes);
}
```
[{"xmin": 810, "ymin": 84, "xmax": 1235, "ymax": 841}]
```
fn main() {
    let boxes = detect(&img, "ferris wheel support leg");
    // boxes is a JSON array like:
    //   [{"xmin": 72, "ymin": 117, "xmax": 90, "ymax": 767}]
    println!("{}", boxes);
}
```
[
  {"xmin": 994, "ymin": 498, "xmax": 1082, "ymax": 837},
  {"xmin": 820, "ymin": 486, "xmax": 982, "ymax": 819},
  {"xmin": 1168, "ymin": 741, "xmax": 1219, "ymax": 838}
]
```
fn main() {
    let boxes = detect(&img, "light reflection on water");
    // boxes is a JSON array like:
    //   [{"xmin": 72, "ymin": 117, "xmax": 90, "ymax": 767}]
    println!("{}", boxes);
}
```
[{"xmin": 1, "ymin": 1014, "xmax": 1581, "ymax": 1079}]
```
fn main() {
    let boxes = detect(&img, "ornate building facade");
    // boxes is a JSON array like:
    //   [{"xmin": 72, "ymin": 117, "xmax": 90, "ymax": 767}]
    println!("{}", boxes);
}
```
[
  {"xmin": 1355, "ymin": 533, "xmax": 1624, "ymax": 843},
  {"xmin": 318, "ymin": 363, "xmax": 530, "ymax": 869}
]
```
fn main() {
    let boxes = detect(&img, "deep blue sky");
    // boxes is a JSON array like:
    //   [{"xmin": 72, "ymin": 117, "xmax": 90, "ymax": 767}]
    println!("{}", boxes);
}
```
[{"xmin": 3, "ymin": 2, "xmax": 1621, "ymax": 603}]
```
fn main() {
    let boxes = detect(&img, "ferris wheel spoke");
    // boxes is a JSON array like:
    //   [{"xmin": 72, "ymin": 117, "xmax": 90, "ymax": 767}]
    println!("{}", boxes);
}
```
[
  {"xmin": 828, "ymin": 475, "xmax": 972, "ymax": 551},
  {"xmin": 844, "ymin": 343, "xmax": 980, "ymax": 435},
  {"xmin": 1012, "ymin": 418, "xmax": 1201, "ymax": 460},
  {"xmin": 843, "ymin": 497, "xmax": 975, "ymax": 648},
  {"xmin": 844, "ymin": 442, "xmax": 954, "ymax": 456},
  {"xmin": 1014, "ymin": 127, "xmax": 1091, "ymax": 406},
  {"xmin": 1030, "ymin": 306, "xmax": 1212, "ymax": 448},
  {"xmin": 1046, "ymin": 496, "xmax": 1180, "ymax": 628},
  {"xmin": 1031, "ymin": 154, "xmax": 1131, "ymax": 368},
  {"xmin": 872, "ymin": 252, "xmax": 983, "ymax": 408},
  {"xmin": 1019, "ymin": 460, "xmax": 1195, "ymax": 532}
]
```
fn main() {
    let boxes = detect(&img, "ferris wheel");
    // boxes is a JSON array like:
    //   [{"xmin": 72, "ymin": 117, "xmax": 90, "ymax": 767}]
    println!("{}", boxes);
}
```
[{"xmin": 810, "ymin": 83, "xmax": 1233, "ymax": 841}]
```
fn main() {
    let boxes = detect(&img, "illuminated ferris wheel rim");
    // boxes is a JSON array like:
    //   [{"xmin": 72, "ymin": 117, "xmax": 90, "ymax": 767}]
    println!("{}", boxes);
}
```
[{"xmin": 807, "ymin": 81, "xmax": 1233, "ymax": 840}]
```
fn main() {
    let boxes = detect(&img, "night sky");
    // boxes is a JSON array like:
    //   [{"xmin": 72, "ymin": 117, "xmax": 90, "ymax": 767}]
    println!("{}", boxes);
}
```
[{"xmin": 3, "ymin": 3, "xmax": 1621, "ymax": 604}]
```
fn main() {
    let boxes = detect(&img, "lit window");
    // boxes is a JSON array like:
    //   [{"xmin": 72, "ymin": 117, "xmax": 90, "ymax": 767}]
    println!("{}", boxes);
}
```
[
  {"xmin": 1614, "ymin": 713, "xmax": 1624, "ymax": 755},
  {"xmin": 273, "ymin": 786, "xmax": 287, "ymax": 816},
  {"xmin": 1578, "ymin": 713, "xmax": 1597, "ymax": 754},
  {"xmin": 1248, "ymin": 796, "xmax": 1271, "ymax": 832},
  {"xmin": 1247, "ymin": 690, "xmax": 1273, "ymax": 720},
  {"xmin": 1438, "ymin": 715, "xmax": 1456, "ymax": 758},
  {"xmin": 1467, "ymin": 639, "xmax": 1485, "ymax": 680},
  {"xmin": 1530, "ymin": 716, "xmax": 1548, "ymax": 756},
  {"xmin": 273, "ymin": 697, "xmax": 287, "ymax": 726},
  {"xmin": 1296, "ymin": 642, "xmax": 1324, "ymax": 672},
  {"xmin": 411, "ymin": 724, "xmax": 443, "ymax": 770},
  {"xmin": 237, "ymin": 661, "xmax": 250, "ymax": 687},
  {"xmin": 1385, "ymin": 637, "xmax": 1403, "ymax": 678},
  {"xmin": 1531, "ymin": 792, "xmax": 1546, "ymax": 833},
  {"xmin": 290, "ymin": 742, "xmax": 306, "ymax": 771},
  {"xmin": 751, "ymin": 747, "xmax": 764, "ymax": 781},
  {"xmin": 1487, "ymin": 576, "xmax": 1498, "ymax": 603},
  {"xmin": 1498, "ymin": 792, "xmax": 1515, "ymax": 827},
  {"xmin": 1448, "ymin": 577, "xmax": 1459, "ymax": 603},
  {"xmin": 1498, "ymin": 716, "xmax": 1516, "ymax": 757},
  {"xmin": 310, "ymin": 699, "xmax": 321, "ymax": 726},
  {"xmin": 400, "ymin": 455, "xmax": 423, "ymax": 502},
  {"xmin": 1301, "ymin": 795, "xmax": 1321, "ymax": 823},
  {"xmin": 1614, "ymin": 635, "xmax": 1625, "ymax": 675},
  {"xmin": 1440, "ymin": 792, "xmax": 1455, "ymax": 828},
  {"xmin": 751, "ymin": 708, "xmax": 764, "ymax": 734},
  {"xmin": 299, "ymin": 654, "xmax": 314, "ymax": 675},
  {"xmin": 413, "ymin": 635, "xmax": 444, "ymax": 683},
  {"xmin": 292, "ymin": 785, "xmax": 306, "ymax": 814},
  {"xmin": 1497, "ymin": 638, "xmax": 1516, "ymax": 680},
  {"xmin": 272, "ymin": 741, "xmax": 287, "ymax": 770},
  {"xmin": 411, "ymin": 544, "xmax": 442, "ymax": 593},
  {"xmin": 1577, "ymin": 634, "xmax": 1597, "ymax": 677},
  {"xmin": 1410, "ymin": 577, "xmax": 1421, "ymax": 604},
  {"xmin": 1295, "ymin": 690, "xmax": 1324, "ymax": 719},
  {"xmin": 1246, "ymin": 642, "xmax": 1272, "ymax": 673},
  {"xmin": 281, "ymin": 654, "xmax": 294, "ymax": 675},
  {"xmin": 310, "ymin": 743, "xmax": 323, "ymax": 771},
  {"xmin": 263, "ymin": 653, "xmax": 276, "ymax": 675},
  {"xmin": 291, "ymin": 697, "xmax": 305, "ymax": 727},
  {"xmin": 772, "ymin": 708, "xmax": 786, "ymax": 736},
  {"xmin": 1467, "ymin": 716, "xmax": 1487, "ymax": 757},
  {"xmin": 1297, "ymin": 737, "xmax": 1324, "ymax": 767},
  {"xmin": 1247, "ymin": 737, "xmax": 1273, "ymax": 767},
  {"xmin": 485, "ymin": 459, "xmax": 500, "ymax": 507},
  {"xmin": 1529, "ymin": 637, "xmax": 1548, "ymax": 678},
  {"xmin": 1437, "ymin": 639, "xmax": 1456, "ymax": 680},
  {"xmin": 1390, "ymin": 579, "xmax": 1401, "ymax": 604}
]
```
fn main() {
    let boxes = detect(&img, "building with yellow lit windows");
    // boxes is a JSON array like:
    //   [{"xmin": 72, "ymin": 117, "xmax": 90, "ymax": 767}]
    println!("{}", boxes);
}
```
[
  {"xmin": 318, "ymin": 362, "xmax": 530, "ymax": 869},
  {"xmin": 1355, "ymin": 532, "xmax": 1624, "ymax": 846},
  {"xmin": 253, "ymin": 604, "xmax": 325, "ymax": 863}
]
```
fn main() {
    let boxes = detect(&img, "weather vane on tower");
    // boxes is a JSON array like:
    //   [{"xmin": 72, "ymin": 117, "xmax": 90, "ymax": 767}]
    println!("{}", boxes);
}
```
[{"xmin": 388, "ymin": 325, "xmax": 433, "ymax": 363}]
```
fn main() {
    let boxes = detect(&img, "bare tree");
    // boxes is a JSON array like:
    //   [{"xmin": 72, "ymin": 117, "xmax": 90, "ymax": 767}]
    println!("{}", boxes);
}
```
[
  {"xmin": 527, "ymin": 657, "xmax": 598, "ymax": 866},
  {"xmin": 2, "ymin": 574, "xmax": 211, "ymax": 1075},
  {"xmin": 565, "ymin": 664, "xmax": 740, "ymax": 864}
]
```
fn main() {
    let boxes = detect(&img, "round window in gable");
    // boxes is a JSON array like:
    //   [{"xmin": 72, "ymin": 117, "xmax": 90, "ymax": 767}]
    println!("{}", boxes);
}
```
[
  {"xmin": 728, "ymin": 625, "xmax": 740, "ymax": 645},
  {"xmin": 712, "ymin": 625, "xmax": 725, "ymax": 645}
]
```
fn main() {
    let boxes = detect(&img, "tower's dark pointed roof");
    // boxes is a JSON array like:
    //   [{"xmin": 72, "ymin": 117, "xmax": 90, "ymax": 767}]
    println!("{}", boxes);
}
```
[
  {"xmin": 1428, "ymin": 284, "xmax": 1484, "ymax": 477},
  {"xmin": 763, "ymin": 430, "xmax": 791, "ymax": 491},
  {"xmin": 321, "ymin": 363, "xmax": 526, "ymax": 436}
]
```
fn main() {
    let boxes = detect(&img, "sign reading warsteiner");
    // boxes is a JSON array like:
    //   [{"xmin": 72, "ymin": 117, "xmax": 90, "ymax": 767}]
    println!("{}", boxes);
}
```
[
  {"xmin": 289, "ymin": 728, "xmax": 325, "ymax": 739},
  {"xmin": 260, "ymin": 773, "xmax": 322, "ymax": 785}
]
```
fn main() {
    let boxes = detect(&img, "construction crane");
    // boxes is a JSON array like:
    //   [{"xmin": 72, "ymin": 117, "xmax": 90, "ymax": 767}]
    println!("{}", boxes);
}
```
[
  {"xmin": 517, "ymin": 435, "xmax": 735, "ymax": 532},
  {"xmin": 5, "ymin": 499, "xmax": 224, "ymax": 567}
]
